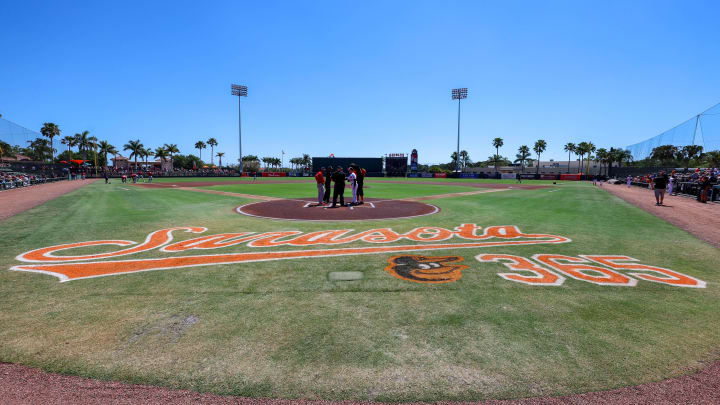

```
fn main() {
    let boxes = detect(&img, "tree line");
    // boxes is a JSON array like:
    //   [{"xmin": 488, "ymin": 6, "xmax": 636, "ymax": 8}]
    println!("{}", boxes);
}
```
[
  {"xmin": 0, "ymin": 123, "xmax": 236, "ymax": 171},
  {"xmin": 643, "ymin": 144, "xmax": 720, "ymax": 169}
]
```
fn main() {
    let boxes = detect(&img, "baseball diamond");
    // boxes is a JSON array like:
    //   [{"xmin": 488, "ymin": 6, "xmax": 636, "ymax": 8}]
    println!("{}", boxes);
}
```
[{"xmin": 3, "ymin": 5, "xmax": 720, "ymax": 403}]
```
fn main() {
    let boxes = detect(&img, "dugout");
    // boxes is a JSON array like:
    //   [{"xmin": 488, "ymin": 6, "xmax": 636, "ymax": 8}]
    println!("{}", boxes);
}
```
[{"xmin": 312, "ymin": 157, "xmax": 383, "ymax": 176}]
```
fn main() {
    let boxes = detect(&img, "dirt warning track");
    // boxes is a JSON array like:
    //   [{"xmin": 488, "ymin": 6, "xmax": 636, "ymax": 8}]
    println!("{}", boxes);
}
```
[{"xmin": 1, "ymin": 360, "xmax": 719, "ymax": 404}]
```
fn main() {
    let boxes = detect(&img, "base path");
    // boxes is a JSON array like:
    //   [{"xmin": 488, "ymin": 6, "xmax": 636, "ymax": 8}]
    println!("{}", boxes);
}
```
[
  {"xmin": 603, "ymin": 184, "xmax": 720, "ymax": 248},
  {"xmin": 237, "ymin": 198, "xmax": 438, "ymax": 221},
  {"xmin": 0, "ymin": 179, "xmax": 97, "ymax": 222},
  {"xmin": 1, "ymin": 360, "xmax": 718, "ymax": 405}
]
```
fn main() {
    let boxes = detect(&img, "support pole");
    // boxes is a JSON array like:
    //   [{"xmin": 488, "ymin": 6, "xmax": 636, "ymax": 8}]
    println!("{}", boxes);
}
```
[
  {"xmin": 238, "ymin": 96, "xmax": 243, "ymax": 173},
  {"xmin": 456, "ymin": 98, "xmax": 461, "ymax": 173}
]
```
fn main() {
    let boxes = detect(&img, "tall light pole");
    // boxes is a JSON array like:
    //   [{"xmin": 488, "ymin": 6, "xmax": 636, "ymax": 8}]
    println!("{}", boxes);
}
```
[
  {"xmin": 451, "ymin": 88, "xmax": 467, "ymax": 173},
  {"xmin": 231, "ymin": 84, "xmax": 248, "ymax": 172}
]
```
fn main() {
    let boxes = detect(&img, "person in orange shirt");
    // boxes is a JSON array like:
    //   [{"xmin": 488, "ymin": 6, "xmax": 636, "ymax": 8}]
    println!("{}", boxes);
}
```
[
  {"xmin": 357, "ymin": 167, "xmax": 366, "ymax": 204},
  {"xmin": 315, "ymin": 167, "xmax": 325, "ymax": 205}
]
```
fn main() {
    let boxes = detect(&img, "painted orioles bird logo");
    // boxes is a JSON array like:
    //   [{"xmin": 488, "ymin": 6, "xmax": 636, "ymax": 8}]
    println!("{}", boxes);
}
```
[{"xmin": 385, "ymin": 255, "xmax": 468, "ymax": 283}]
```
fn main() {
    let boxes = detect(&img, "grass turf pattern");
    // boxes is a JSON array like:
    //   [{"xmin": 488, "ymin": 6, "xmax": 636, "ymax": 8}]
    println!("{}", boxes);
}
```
[{"xmin": 0, "ymin": 179, "xmax": 718, "ymax": 401}]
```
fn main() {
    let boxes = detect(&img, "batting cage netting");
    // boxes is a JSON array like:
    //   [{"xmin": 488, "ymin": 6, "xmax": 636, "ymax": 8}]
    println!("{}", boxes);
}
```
[
  {"xmin": 0, "ymin": 117, "xmax": 42, "ymax": 148},
  {"xmin": 626, "ymin": 102, "xmax": 720, "ymax": 160}
]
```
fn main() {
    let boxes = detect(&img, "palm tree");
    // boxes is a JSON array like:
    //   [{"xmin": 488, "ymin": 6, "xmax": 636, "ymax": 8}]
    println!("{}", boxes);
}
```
[
  {"xmin": 123, "ymin": 139, "xmax": 144, "ymax": 171},
  {"xmin": 450, "ymin": 151, "xmax": 460, "ymax": 171},
  {"xmin": 88, "ymin": 136, "xmax": 98, "ymax": 173},
  {"xmin": 40, "ymin": 122, "xmax": 61, "ymax": 162},
  {"xmin": 301, "ymin": 154, "xmax": 311, "ymax": 171},
  {"xmin": 492, "ymin": 138, "xmax": 504, "ymax": 170},
  {"xmin": 60, "ymin": 135, "xmax": 76, "ymax": 161},
  {"xmin": 194, "ymin": 141, "xmax": 206, "ymax": 161},
  {"xmin": 615, "ymin": 149, "xmax": 633, "ymax": 167},
  {"xmin": 576, "ymin": 141, "xmax": 589, "ymax": 173},
  {"xmin": 98, "ymin": 140, "xmax": 116, "ymax": 170},
  {"xmin": 141, "ymin": 147, "xmax": 152, "ymax": 170},
  {"xmin": 74, "ymin": 131, "xmax": 91, "ymax": 161},
  {"xmin": 207, "ymin": 138, "xmax": 218, "ymax": 165},
  {"xmin": 533, "ymin": 140, "xmax": 547, "ymax": 175},
  {"xmin": 27, "ymin": 138, "xmax": 52, "ymax": 161},
  {"xmin": 515, "ymin": 145, "xmax": 531, "ymax": 173},
  {"xmin": 154, "ymin": 146, "xmax": 169, "ymax": 161},
  {"xmin": 262, "ymin": 157, "xmax": 272, "ymax": 170},
  {"xmin": 585, "ymin": 142, "xmax": 596, "ymax": 175},
  {"xmin": 154, "ymin": 147, "xmax": 169, "ymax": 170},
  {"xmin": 595, "ymin": 148, "xmax": 609, "ymax": 175},
  {"xmin": 164, "ymin": 143, "xmax": 179, "ymax": 169},
  {"xmin": 460, "ymin": 150, "xmax": 471, "ymax": 169},
  {"xmin": 563, "ymin": 142, "xmax": 576, "ymax": 174},
  {"xmin": 216, "ymin": 152, "xmax": 225, "ymax": 168}
]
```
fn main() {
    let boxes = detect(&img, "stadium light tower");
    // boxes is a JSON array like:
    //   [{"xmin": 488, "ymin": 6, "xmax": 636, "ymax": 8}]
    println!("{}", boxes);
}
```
[
  {"xmin": 231, "ymin": 84, "xmax": 248, "ymax": 172},
  {"xmin": 451, "ymin": 88, "xmax": 468, "ymax": 173}
]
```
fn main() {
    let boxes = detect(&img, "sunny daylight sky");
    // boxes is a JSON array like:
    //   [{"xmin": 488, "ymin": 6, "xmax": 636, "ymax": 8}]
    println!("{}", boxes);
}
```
[{"xmin": 1, "ymin": 0, "xmax": 720, "ymax": 166}]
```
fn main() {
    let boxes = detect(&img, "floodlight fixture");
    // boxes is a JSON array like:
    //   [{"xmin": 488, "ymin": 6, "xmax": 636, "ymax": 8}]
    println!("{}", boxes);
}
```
[
  {"xmin": 451, "ymin": 88, "xmax": 468, "ymax": 100},
  {"xmin": 231, "ymin": 84, "xmax": 248, "ymax": 172},
  {"xmin": 231, "ymin": 84, "xmax": 248, "ymax": 97}
]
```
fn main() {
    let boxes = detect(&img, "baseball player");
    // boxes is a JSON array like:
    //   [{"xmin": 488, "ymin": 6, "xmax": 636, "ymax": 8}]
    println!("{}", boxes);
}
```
[
  {"xmin": 315, "ymin": 167, "xmax": 325, "ymax": 205},
  {"xmin": 347, "ymin": 167, "xmax": 358, "ymax": 205},
  {"xmin": 357, "ymin": 167, "xmax": 366, "ymax": 204},
  {"xmin": 323, "ymin": 165, "xmax": 333, "ymax": 203},
  {"xmin": 331, "ymin": 166, "xmax": 346, "ymax": 207}
]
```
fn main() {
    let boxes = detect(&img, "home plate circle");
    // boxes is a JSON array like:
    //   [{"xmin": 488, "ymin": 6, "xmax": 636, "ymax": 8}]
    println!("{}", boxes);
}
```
[{"xmin": 236, "ymin": 198, "xmax": 439, "ymax": 221}]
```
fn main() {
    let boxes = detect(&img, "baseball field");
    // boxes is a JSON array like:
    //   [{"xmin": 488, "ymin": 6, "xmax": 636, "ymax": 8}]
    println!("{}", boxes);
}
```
[{"xmin": 1, "ymin": 177, "xmax": 718, "ymax": 402}]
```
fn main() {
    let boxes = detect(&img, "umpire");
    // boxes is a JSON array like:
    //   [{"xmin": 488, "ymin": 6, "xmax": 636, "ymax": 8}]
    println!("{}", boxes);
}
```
[
  {"xmin": 323, "ymin": 165, "xmax": 333, "ymax": 203},
  {"xmin": 331, "ymin": 166, "xmax": 346, "ymax": 207}
]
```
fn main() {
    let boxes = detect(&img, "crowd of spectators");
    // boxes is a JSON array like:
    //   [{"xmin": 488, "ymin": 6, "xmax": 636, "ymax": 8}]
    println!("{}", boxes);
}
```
[
  {"xmin": 0, "ymin": 172, "xmax": 64, "ymax": 190},
  {"xmin": 105, "ymin": 167, "xmax": 239, "ymax": 177},
  {"xmin": 624, "ymin": 168, "xmax": 719, "ymax": 203}
]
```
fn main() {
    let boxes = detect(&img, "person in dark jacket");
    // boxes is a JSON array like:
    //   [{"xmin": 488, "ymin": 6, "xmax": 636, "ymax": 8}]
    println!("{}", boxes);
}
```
[
  {"xmin": 323, "ymin": 165, "xmax": 333, "ymax": 204},
  {"xmin": 331, "ymin": 166, "xmax": 346, "ymax": 207}
]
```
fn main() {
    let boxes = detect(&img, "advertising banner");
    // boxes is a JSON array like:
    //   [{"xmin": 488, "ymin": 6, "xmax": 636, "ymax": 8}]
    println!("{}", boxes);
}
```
[
  {"xmin": 410, "ymin": 149, "xmax": 418, "ymax": 172},
  {"xmin": 460, "ymin": 173, "xmax": 479, "ymax": 179},
  {"xmin": 501, "ymin": 173, "xmax": 517, "ymax": 179},
  {"xmin": 421, "ymin": 173, "xmax": 433, "ymax": 178},
  {"xmin": 262, "ymin": 172, "xmax": 287, "ymax": 177},
  {"xmin": 434, "ymin": 173, "xmax": 448, "ymax": 178},
  {"xmin": 560, "ymin": 173, "xmax": 582, "ymax": 181},
  {"xmin": 407, "ymin": 173, "xmax": 419, "ymax": 178}
]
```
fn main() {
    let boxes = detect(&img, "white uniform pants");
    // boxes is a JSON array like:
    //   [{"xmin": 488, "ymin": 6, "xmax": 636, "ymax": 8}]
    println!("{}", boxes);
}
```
[
  {"xmin": 351, "ymin": 184, "xmax": 358, "ymax": 203},
  {"xmin": 317, "ymin": 183, "xmax": 324, "ymax": 204}
]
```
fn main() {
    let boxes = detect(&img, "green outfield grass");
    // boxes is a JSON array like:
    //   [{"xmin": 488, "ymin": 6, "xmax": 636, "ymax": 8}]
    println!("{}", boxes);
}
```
[
  {"xmin": 201, "ymin": 182, "xmax": 482, "ymax": 199},
  {"xmin": 0, "ymin": 180, "xmax": 718, "ymax": 401},
  {"xmin": 150, "ymin": 176, "xmax": 566, "ymax": 185}
]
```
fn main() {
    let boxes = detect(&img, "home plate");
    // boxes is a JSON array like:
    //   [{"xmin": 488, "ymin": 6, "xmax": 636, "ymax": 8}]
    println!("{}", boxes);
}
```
[{"xmin": 328, "ymin": 271, "xmax": 364, "ymax": 281}]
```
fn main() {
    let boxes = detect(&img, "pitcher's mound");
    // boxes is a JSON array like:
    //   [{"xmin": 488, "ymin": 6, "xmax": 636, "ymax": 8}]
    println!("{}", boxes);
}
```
[{"xmin": 236, "ymin": 198, "xmax": 438, "ymax": 221}]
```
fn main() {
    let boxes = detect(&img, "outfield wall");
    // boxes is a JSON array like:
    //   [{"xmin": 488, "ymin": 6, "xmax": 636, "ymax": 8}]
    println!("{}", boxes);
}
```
[{"xmin": 312, "ymin": 157, "xmax": 383, "ymax": 176}]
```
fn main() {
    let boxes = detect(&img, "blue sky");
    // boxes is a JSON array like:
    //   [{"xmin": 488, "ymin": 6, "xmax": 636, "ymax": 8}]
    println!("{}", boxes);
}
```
[{"xmin": 1, "ymin": 0, "xmax": 719, "ymax": 165}]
